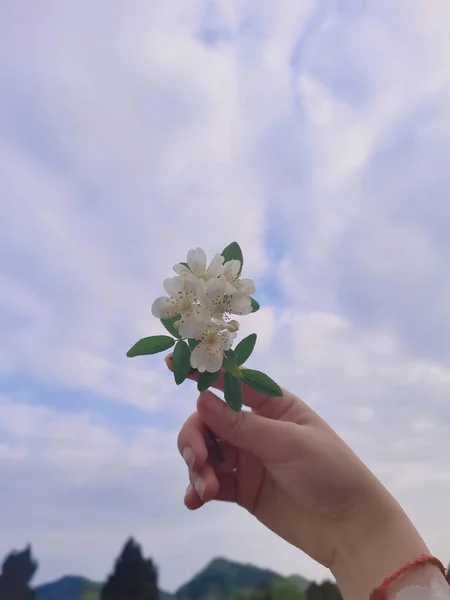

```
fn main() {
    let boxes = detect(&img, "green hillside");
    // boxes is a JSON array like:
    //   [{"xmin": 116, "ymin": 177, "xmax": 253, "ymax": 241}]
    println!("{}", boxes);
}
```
[
  {"xmin": 35, "ymin": 576, "xmax": 101, "ymax": 600},
  {"xmin": 174, "ymin": 557, "xmax": 308, "ymax": 600}
]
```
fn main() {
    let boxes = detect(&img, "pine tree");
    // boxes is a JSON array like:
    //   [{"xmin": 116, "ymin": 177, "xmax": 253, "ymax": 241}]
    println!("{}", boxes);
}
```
[
  {"xmin": 100, "ymin": 538, "xmax": 159, "ymax": 600},
  {"xmin": 306, "ymin": 581, "xmax": 342, "ymax": 600},
  {"xmin": 0, "ymin": 545, "xmax": 38, "ymax": 600}
]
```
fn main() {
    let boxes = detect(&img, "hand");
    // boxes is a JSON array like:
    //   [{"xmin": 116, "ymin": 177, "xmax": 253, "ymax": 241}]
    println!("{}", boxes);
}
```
[{"xmin": 172, "ymin": 361, "xmax": 430, "ymax": 599}]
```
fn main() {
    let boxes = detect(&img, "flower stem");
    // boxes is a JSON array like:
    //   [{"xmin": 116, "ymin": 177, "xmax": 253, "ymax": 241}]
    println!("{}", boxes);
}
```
[{"xmin": 206, "ymin": 427, "xmax": 224, "ymax": 463}]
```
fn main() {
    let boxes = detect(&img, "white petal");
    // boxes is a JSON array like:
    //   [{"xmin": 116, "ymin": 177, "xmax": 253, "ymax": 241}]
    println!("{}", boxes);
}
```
[
  {"xmin": 205, "ymin": 275, "xmax": 228, "ymax": 305},
  {"xmin": 178, "ymin": 313, "xmax": 210, "ymax": 340},
  {"xmin": 220, "ymin": 330, "xmax": 236, "ymax": 351},
  {"xmin": 187, "ymin": 247, "xmax": 207, "ymax": 277},
  {"xmin": 182, "ymin": 275, "xmax": 200, "ymax": 296},
  {"xmin": 173, "ymin": 263, "xmax": 192, "ymax": 277},
  {"xmin": 163, "ymin": 277, "xmax": 184, "ymax": 298},
  {"xmin": 207, "ymin": 253, "xmax": 225, "ymax": 278},
  {"xmin": 190, "ymin": 343, "xmax": 223, "ymax": 373},
  {"xmin": 194, "ymin": 277, "xmax": 210, "ymax": 306},
  {"xmin": 151, "ymin": 297, "xmax": 179, "ymax": 319},
  {"xmin": 225, "ymin": 281, "xmax": 238, "ymax": 295},
  {"xmin": 229, "ymin": 295, "xmax": 252, "ymax": 315},
  {"xmin": 223, "ymin": 259, "xmax": 240, "ymax": 279},
  {"xmin": 237, "ymin": 278, "xmax": 256, "ymax": 295}
]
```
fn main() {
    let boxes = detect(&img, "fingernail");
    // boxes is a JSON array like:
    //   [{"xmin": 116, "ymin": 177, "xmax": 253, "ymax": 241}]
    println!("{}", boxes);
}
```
[
  {"xmin": 182, "ymin": 447, "xmax": 195, "ymax": 469},
  {"xmin": 201, "ymin": 392, "xmax": 226, "ymax": 417},
  {"xmin": 193, "ymin": 475, "xmax": 206, "ymax": 499},
  {"xmin": 184, "ymin": 484, "xmax": 193, "ymax": 500}
]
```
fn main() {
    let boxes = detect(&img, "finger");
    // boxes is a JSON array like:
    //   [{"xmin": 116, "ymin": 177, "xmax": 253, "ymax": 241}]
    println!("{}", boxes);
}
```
[
  {"xmin": 184, "ymin": 472, "xmax": 237, "ymax": 509},
  {"xmin": 184, "ymin": 483, "xmax": 204, "ymax": 510},
  {"xmin": 178, "ymin": 414, "xmax": 238, "ymax": 472},
  {"xmin": 213, "ymin": 442, "xmax": 238, "ymax": 473},
  {"xmin": 188, "ymin": 463, "xmax": 220, "ymax": 503},
  {"xmin": 215, "ymin": 472, "xmax": 237, "ymax": 503},
  {"xmin": 177, "ymin": 412, "xmax": 208, "ymax": 472},
  {"xmin": 197, "ymin": 390, "xmax": 299, "ymax": 460},
  {"xmin": 165, "ymin": 354, "xmax": 299, "ymax": 419}
]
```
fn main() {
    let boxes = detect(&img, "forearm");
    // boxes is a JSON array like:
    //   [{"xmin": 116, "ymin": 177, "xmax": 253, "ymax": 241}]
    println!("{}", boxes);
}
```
[{"xmin": 331, "ymin": 496, "xmax": 432, "ymax": 600}]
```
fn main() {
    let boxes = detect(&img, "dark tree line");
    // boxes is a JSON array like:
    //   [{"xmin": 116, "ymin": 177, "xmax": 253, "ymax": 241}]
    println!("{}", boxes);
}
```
[
  {"xmin": 0, "ymin": 539, "xmax": 159, "ymax": 600},
  {"xmin": 1, "ymin": 541, "xmax": 449, "ymax": 600}
]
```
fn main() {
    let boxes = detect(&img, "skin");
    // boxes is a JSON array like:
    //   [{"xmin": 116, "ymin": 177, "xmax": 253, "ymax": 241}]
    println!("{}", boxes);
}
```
[{"xmin": 168, "ymin": 359, "xmax": 442, "ymax": 599}]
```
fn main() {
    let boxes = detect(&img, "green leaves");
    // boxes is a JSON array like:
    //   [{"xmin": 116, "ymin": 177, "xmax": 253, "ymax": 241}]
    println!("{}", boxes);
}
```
[
  {"xmin": 222, "ymin": 349, "xmax": 243, "ymax": 378},
  {"xmin": 224, "ymin": 372, "xmax": 243, "ymax": 411},
  {"xmin": 234, "ymin": 333, "xmax": 257, "ymax": 366},
  {"xmin": 126, "ymin": 335, "xmax": 175, "ymax": 358},
  {"xmin": 241, "ymin": 368, "xmax": 283, "ymax": 397},
  {"xmin": 172, "ymin": 340, "xmax": 192, "ymax": 385},
  {"xmin": 197, "ymin": 370, "xmax": 220, "ymax": 392},
  {"xmin": 161, "ymin": 315, "xmax": 181, "ymax": 338},
  {"xmin": 250, "ymin": 298, "xmax": 260, "ymax": 313},
  {"xmin": 221, "ymin": 242, "xmax": 243, "ymax": 276},
  {"xmin": 188, "ymin": 339, "xmax": 199, "ymax": 350}
]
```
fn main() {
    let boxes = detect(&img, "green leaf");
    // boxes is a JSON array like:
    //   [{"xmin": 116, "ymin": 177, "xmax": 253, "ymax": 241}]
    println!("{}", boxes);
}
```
[
  {"xmin": 161, "ymin": 315, "xmax": 181, "ymax": 338},
  {"xmin": 234, "ymin": 333, "xmax": 257, "ymax": 366},
  {"xmin": 224, "ymin": 372, "xmax": 243, "ymax": 412},
  {"xmin": 188, "ymin": 339, "xmax": 199, "ymax": 350},
  {"xmin": 172, "ymin": 340, "xmax": 192, "ymax": 385},
  {"xmin": 221, "ymin": 242, "xmax": 244, "ymax": 276},
  {"xmin": 222, "ymin": 349, "xmax": 243, "ymax": 378},
  {"xmin": 197, "ymin": 370, "xmax": 221, "ymax": 392},
  {"xmin": 126, "ymin": 336, "xmax": 175, "ymax": 358},
  {"xmin": 241, "ymin": 368, "xmax": 283, "ymax": 397},
  {"xmin": 250, "ymin": 298, "xmax": 260, "ymax": 313}
]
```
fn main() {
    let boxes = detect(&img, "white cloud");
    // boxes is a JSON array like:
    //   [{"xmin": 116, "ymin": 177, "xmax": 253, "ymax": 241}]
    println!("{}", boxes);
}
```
[{"xmin": 2, "ymin": 0, "xmax": 450, "ymax": 592}]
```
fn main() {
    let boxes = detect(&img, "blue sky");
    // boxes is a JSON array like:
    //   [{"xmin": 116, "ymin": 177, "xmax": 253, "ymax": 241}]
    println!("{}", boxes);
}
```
[{"xmin": 1, "ymin": 0, "xmax": 450, "ymax": 592}]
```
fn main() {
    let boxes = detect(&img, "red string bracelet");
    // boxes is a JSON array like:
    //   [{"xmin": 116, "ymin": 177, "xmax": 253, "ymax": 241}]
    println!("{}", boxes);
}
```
[{"xmin": 370, "ymin": 555, "xmax": 447, "ymax": 600}]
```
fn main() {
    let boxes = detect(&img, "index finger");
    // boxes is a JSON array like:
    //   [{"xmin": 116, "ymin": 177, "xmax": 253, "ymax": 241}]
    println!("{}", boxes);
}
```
[{"xmin": 165, "ymin": 355, "xmax": 305, "ymax": 420}]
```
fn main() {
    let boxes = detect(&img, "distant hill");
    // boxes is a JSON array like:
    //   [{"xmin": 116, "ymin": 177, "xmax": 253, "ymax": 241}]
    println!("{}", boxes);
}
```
[
  {"xmin": 35, "ymin": 575, "xmax": 175, "ymax": 600},
  {"xmin": 35, "ymin": 557, "xmax": 309, "ymax": 600},
  {"xmin": 175, "ymin": 557, "xmax": 309, "ymax": 600},
  {"xmin": 35, "ymin": 576, "xmax": 101, "ymax": 600}
]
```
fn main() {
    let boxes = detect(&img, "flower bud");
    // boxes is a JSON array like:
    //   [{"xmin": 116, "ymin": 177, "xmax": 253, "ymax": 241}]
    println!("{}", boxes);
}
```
[{"xmin": 227, "ymin": 320, "xmax": 240, "ymax": 333}]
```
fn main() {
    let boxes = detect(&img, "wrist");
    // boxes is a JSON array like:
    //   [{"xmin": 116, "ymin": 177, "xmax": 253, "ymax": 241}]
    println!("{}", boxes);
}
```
[
  {"xmin": 331, "ymin": 494, "xmax": 430, "ymax": 600},
  {"xmin": 386, "ymin": 564, "xmax": 448, "ymax": 599}
]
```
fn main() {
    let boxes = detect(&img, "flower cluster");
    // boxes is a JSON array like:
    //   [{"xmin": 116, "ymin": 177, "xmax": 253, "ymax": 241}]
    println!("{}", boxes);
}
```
[
  {"xmin": 151, "ymin": 247, "xmax": 256, "ymax": 373},
  {"xmin": 126, "ymin": 241, "xmax": 281, "ymax": 414}
]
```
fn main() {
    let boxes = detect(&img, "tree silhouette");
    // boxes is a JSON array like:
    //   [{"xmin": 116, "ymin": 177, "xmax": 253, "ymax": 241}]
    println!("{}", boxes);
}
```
[
  {"xmin": 0, "ymin": 545, "xmax": 38, "ymax": 600},
  {"xmin": 100, "ymin": 537, "xmax": 159, "ymax": 600},
  {"xmin": 306, "ymin": 581, "xmax": 342, "ymax": 600}
]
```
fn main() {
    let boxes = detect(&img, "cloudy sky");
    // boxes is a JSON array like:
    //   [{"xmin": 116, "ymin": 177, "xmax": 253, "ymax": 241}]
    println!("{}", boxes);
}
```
[{"xmin": 2, "ymin": 0, "xmax": 450, "ymax": 592}]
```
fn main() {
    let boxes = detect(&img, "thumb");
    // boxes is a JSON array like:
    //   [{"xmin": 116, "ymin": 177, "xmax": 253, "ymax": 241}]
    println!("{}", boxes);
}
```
[{"xmin": 197, "ymin": 391, "xmax": 297, "ymax": 460}]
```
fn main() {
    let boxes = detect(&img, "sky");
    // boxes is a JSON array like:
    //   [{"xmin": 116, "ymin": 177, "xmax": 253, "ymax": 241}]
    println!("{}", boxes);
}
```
[{"xmin": 1, "ymin": 0, "xmax": 450, "ymax": 593}]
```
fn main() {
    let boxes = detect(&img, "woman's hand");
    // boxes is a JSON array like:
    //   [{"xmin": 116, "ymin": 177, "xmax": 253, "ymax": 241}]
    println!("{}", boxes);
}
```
[{"xmin": 172, "ymin": 361, "xmax": 430, "ymax": 600}]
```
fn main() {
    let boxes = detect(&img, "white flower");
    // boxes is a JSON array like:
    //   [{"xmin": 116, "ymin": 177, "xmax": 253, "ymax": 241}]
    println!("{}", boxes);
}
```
[
  {"xmin": 190, "ymin": 323, "xmax": 236, "ymax": 373},
  {"xmin": 197, "ymin": 276, "xmax": 253, "ymax": 316},
  {"xmin": 173, "ymin": 248, "xmax": 225, "ymax": 282},
  {"xmin": 151, "ymin": 276, "xmax": 199, "ymax": 319},
  {"xmin": 229, "ymin": 277, "xmax": 256, "ymax": 296},
  {"xmin": 177, "ymin": 306, "xmax": 211, "ymax": 340},
  {"xmin": 218, "ymin": 258, "xmax": 256, "ymax": 297},
  {"xmin": 222, "ymin": 259, "xmax": 240, "ymax": 282}
]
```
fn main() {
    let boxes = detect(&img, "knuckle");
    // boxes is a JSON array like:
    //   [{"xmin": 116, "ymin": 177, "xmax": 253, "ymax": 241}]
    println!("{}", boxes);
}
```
[{"xmin": 229, "ymin": 411, "xmax": 246, "ymax": 441}]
